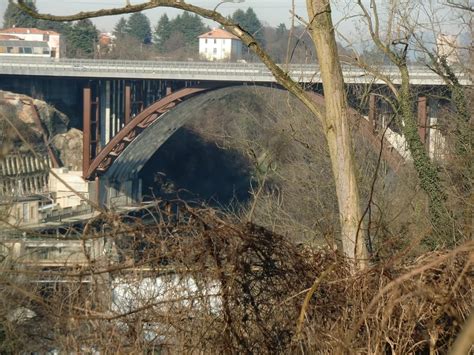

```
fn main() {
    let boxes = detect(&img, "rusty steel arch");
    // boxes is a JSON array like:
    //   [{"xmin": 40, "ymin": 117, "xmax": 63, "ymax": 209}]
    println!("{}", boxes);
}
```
[
  {"xmin": 84, "ymin": 84, "xmax": 220, "ymax": 180},
  {"xmin": 84, "ymin": 84, "xmax": 404, "ymax": 180}
]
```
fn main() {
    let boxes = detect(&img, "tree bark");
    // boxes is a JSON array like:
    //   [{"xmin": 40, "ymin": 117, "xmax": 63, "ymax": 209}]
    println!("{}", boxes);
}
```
[{"xmin": 306, "ymin": 0, "xmax": 368, "ymax": 268}]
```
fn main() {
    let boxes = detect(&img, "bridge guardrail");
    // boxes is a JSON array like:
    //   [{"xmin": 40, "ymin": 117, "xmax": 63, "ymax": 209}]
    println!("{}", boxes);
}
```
[{"xmin": 0, "ymin": 57, "xmax": 470, "ymax": 85}]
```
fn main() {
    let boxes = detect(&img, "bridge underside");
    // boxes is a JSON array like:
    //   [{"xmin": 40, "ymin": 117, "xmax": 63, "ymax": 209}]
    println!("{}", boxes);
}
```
[{"xmin": 93, "ymin": 86, "xmax": 405, "ymax": 207}]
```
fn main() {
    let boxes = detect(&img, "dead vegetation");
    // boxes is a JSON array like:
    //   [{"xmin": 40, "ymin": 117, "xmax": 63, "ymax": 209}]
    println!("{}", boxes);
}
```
[{"xmin": 0, "ymin": 201, "xmax": 472, "ymax": 353}]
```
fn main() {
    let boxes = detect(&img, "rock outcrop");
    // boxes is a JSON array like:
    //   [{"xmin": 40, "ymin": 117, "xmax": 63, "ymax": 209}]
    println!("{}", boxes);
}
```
[
  {"xmin": 0, "ymin": 90, "xmax": 78, "ymax": 169},
  {"xmin": 0, "ymin": 91, "xmax": 69, "ymax": 138},
  {"xmin": 51, "ymin": 128, "xmax": 83, "ymax": 171}
]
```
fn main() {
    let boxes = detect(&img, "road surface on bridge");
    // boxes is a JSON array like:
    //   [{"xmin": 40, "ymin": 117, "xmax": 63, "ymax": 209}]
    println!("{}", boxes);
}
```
[{"xmin": 0, "ymin": 57, "xmax": 469, "ymax": 85}]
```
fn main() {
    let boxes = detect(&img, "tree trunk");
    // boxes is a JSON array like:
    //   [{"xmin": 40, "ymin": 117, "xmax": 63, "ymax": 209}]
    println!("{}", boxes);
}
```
[
  {"xmin": 307, "ymin": 0, "xmax": 368, "ymax": 268},
  {"xmin": 398, "ymin": 65, "xmax": 451, "ymax": 243}
]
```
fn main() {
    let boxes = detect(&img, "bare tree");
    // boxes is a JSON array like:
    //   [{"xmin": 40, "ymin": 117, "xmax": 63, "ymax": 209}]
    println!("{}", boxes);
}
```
[
  {"xmin": 351, "ymin": 0, "xmax": 456, "ymax": 241},
  {"xmin": 16, "ymin": 0, "xmax": 368, "ymax": 268}
]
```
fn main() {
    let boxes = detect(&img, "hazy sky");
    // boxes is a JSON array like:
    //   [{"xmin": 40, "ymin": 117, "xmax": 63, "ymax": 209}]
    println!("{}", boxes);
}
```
[
  {"xmin": 0, "ymin": 0, "xmax": 316, "ymax": 31},
  {"xmin": 0, "ymin": 0, "xmax": 467, "ymax": 47}
]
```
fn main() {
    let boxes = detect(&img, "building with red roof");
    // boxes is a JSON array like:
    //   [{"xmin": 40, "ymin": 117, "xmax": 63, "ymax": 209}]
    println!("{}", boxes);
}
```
[
  {"xmin": 198, "ymin": 28, "xmax": 242, "ymax": 61},
  {"xmin": 0, "ymin": 28, "xmax": 64, "ymax": 58}
]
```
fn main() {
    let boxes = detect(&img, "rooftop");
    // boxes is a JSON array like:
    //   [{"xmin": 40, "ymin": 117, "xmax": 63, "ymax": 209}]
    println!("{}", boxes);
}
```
[
  {"xmin": 198, "ymin": 28, "xmax": 239, "ymax": 40},
  {"xmin": 0, "ymin": 27, "xmax": 60, "ymax": 36},
  {"xmin": 0, "ymin": 34, "xmax": 21, "ymax": 40}
]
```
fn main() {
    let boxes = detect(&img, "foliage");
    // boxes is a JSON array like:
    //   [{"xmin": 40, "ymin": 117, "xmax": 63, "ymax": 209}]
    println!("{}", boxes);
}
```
[
  {"xmin": 2, "ymin": 0, "xmax": 37, "ymax": 28},
  {"xmin": 232, "ymin": 7, "xmax": 265, "ymax": 47},
  {"xmin": 153, "ymin": 13, "xmax": 171, "ymax": 51},
  {"xmin": 113, "ymin": 17, "xmax": 128, "ymax": 39},
  {"xmin": 0, "ymin": 203, "xmax": 471, "ymax": 352},
  {"xmin": 125, "ymin": 12, "xmax": 152, "ymax": 44},
  {"xmin": 65, "ymin": 19, "xmax": 98, "ymax": 58},
  {"xmin": 153, "ymin": 12, "xmax": 207, "ymax": 54}
]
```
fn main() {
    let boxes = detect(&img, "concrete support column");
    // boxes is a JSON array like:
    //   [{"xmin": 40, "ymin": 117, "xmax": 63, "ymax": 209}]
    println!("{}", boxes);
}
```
[
  {"xmin": 111, "ymin": 80, "xmax": 116, "ymax": 138},
  {"xmin": 83, "ymin": 86, "xmax": 92, "ymax": 178},
  {"xmin": 100, "ymin": 80, "xmax": 112, "ymax": 146},
  {"xmin": 124, "ymin": 82, "xmax": 131, "ymax": 125}
]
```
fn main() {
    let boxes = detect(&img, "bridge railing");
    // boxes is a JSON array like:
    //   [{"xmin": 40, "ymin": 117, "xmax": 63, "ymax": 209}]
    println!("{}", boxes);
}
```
[{"xmin": 0, "ymin": 57, "xmax": 470, "ymax": 85}]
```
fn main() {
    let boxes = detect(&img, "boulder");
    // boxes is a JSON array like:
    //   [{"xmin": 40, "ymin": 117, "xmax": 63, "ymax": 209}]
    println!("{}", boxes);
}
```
[
  {"xmin": 0, "ymin": 90, "xmax": 69, "ymax": 139},
  {"xmin": 51, "ymin": 128, "xmax": 83, "ymax": 171}
]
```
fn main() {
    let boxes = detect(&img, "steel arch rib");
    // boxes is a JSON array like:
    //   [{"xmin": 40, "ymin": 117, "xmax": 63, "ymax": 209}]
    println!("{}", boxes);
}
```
[
  {"xmin": 85, "ymin": 85, "xmax": 404, "ymax": 180},
  {"xmin": 84, "ymin": 85, "xmax": 216, "ymax": 180}
]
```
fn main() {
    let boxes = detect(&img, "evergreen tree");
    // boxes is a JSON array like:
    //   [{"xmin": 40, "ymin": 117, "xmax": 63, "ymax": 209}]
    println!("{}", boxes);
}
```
[
  {"xmin": 154, "ymin": 14, "xmax": 171, "ymax": 50},
  {"xmin": 113, "ymin": 17, "xmax": 128, "ymax": 39},
  {"xmin": 176, "ymin": 12, "xmax": 206, "ymax": 48},
  {"xmin": 126, "ymin": 13, "xmax": 152, "ymax": 44},
  {"xmin": 37, "ymin": 19, "xmax": 70, "ymax": 33},
  {"xmin": 3, "ymin": 0, "xmax": 38, "ymax": 28},
  {"xmin": 232, "ymin": 7, "xmax": 265, "ymax": 46},
  {"xmin": 66, "ymin": 19, "xmax": 98, "ymax": 58},
  {"xmin": 276, "ymin": 23, "xmax": 287, "ymax": 38}
]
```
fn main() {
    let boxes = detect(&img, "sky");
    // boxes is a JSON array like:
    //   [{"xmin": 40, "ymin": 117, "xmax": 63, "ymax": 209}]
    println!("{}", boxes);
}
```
[
  {"xmin": 0, "ymin": 0, "xmax": 315, "ymax": 31},
  {"xmin": 0, "ymin": 0, "xmax": 468, "ymax": 49}
]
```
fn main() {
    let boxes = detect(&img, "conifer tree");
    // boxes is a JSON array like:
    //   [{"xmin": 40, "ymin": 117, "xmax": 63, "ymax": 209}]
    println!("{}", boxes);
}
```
[
  {"xmin": 113, "ymin": 17, "xmax": 128, "ymax": 39},
  {"xmin": 126, "ymin": 12, "xmax": 152, "ymax": 44},
  {"xmin": 66, "ymin": 19, "xmax": 98, "ymax": 58},
  {"xmin": 154, "ymin": 14, "xmax": 171, "ymax": 50},
  {"xmin": 3, "ymin": 0, "xmax": 37, "ymax": 28}
]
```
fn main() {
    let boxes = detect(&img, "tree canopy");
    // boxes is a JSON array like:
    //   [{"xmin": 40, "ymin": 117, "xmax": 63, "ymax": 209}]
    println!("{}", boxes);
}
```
[
  {"xmin": 113, "ymin": 17, "xmax": 128, "ymax": 39},
  {"xmin": 65, "ymin": 19, "xmax": 98, "ymax": 58},
  {"xmin": 153, "ymin": 12, "xmax": 207, "ymax": 53},
  {"xmin": 125, "ymin": 12, "xmax": 152, "ymax": 44},
  {"xmin": 232, "ymin": 7, "xmax": 265, "ymax": 47},
  {"xmin": 153, "ymin": 13, "xmax": 171, "ymax": 50},
  {"xmin": 3, "ymin": 0, "xmax": 38, "ymax": 28}
]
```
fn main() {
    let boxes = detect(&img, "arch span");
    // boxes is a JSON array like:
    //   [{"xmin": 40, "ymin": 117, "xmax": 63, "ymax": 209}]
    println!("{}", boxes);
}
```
[{"xmin": 86, "ymin": 85, "xmax": 404, "ymax": 183}]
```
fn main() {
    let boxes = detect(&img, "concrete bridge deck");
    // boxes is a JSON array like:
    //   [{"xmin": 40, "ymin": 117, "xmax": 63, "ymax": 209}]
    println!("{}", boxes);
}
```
[{"xmin": 0, "ymin": 57, "xmax": 470, "ymax": 85}]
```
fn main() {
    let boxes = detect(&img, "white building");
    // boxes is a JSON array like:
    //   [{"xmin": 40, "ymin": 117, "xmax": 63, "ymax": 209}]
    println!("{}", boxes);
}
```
[
  {"xmin": 436, "ymin": 34, "xmax": 459, "ymax": 65},
  {"xmin": 198, "ymin": 28, "xmax": 242, "ymax": 61},
  {"xmin": 0, "ymin": 28, "xmax": 64, "ymax": 58},
  {"xmin": 48, "ymin": 168, "xmax": 89, "ymax": 208}
]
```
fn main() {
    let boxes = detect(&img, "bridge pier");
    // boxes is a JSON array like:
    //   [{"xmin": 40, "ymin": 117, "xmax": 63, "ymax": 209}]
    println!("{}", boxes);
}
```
[{"xmin": 99, "ymin": 177, "xmax": 142, "ymax": 208}]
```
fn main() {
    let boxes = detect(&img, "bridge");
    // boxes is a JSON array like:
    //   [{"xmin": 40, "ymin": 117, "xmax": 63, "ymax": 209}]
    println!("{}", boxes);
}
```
[
  {"xmin": 0, "ymin": 57, "xmax": 469, "ymax": 207},
  {"xmin": 0, "ymin": 57, "xmax": 470, "ymax": 85}
]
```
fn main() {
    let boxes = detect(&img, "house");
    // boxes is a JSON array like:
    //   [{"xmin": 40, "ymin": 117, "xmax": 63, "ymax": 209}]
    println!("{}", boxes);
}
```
[
  {"xmin": 198, "ymin": 28, "xmax": 242, "ymax": 61},
  {"xmin": 48, "ymin": 168, "xmax": 89, "ymax": 208},
  {"xmin": 0, "ymin": 39, "xmax": 51, "ymax": 58},
  {"xmin": 1, "ymin": 196, "xmax": 42, "ymax": 227},
  {"xmin": 436, "ymin": 34, "xmax": 460, "ymax": 65},
  {"xmin": 0, "ymin": 28, "xmax": 64, "ymax": 58}
]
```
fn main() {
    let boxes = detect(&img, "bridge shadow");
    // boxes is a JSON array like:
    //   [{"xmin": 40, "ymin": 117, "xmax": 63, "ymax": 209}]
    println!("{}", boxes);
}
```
[{"xmin": 140, "ymin": 127, "xmax": 253, "ymax": 207}]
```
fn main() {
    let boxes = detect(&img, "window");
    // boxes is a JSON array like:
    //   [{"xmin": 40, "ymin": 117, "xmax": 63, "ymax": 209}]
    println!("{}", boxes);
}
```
[
  {"xmin": 214, "ymin": 39, "xmax": 217, "ymax": 44},
  {"xmin": 24, "ymin": 47, "xmax": 32, "ymax": 54},
  {"xmin": 213, "ymin": 48, "xmax": 217, "ymax": 54},
  {"xmin": 22, "ymin": 203, "xmax": 29, "ymax": 222},
  {"xmin": 205, "ymin": 38, "xmax": 208, "ymax": 44},
  {"xmin": 43, "ymin": 34, "xmax": 49, "ymax": 41}
]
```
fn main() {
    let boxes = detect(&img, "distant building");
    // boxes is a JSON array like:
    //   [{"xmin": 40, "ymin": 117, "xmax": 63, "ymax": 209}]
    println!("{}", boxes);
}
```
[
  {"xmin": 0, "ymin": 28, "xmax": 64, "ymax": 58},
  {"xmin": 97, "ymin": 32, "xmax": 115, "ymax": 56},
  {"xmin": 48, "ymin": 168, "xmax": 89, "ymax": 208},
  {"xmin": 436, "ymin": 34, "xmax": 459, "ymax": 65},
  {"xmin": 1, "ymin": 196, "xmax": 42, "ymax": 227},
  {"xmin": 198, "ymin": 28, "xmax": 242, "ymax": 61}
]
